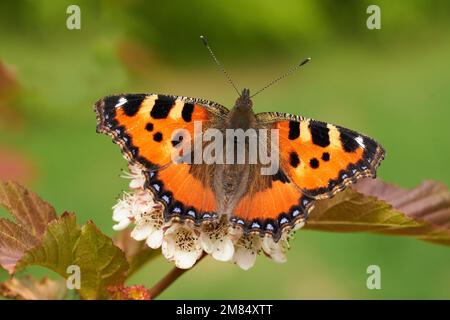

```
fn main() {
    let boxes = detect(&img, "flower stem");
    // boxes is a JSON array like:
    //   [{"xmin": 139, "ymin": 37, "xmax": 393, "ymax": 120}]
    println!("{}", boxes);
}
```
[{"xmin": 148, "ymin": 253, "xmax": 206, "ymax": 299}]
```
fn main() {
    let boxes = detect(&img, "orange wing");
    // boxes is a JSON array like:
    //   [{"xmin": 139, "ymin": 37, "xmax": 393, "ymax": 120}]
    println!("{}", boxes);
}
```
[
  {"xmin": 95, "ymin": 93, "xmax": 228, "ymax": 223},
  {"xmin": 231, "ymin": 171, "xmax": 315, "ymax": 241},
  {"xmin": 231, "ymin": 113, "xmax": 384, "ymax": 239},
  {"xmin": 257, "ymin": 112, "xmax": 385, "ymax": 200},
  {"xmin": 95, "ymin": 94, "xmax": 228, "ymax": 169},
  {"xmin": 144, "ymin": 163, "xmax": 218, "ymax": 224}
]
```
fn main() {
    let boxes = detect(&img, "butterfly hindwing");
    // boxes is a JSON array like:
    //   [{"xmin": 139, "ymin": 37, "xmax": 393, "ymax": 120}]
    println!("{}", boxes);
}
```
[
  {"xmin": 256, "ymin": 112, "xmax": 385, "ymax": 200},
  {"xmin": 144, "ymin": 163, "xmax": 218, "ymax": 224},
  {"xmin": 95, "ymin": 93, "xmax": 229, "ymax": 222},
  {"xmin": 231, "ymin": 170, "xmax": 315, "ymax": 240}
]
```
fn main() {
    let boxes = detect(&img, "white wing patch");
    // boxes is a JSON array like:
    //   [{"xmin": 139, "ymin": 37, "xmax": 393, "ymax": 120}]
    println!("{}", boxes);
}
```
[
  {"xmin": 355, "ymin": 135, "xmax": 365, "ymax": 148},
  {"xmin": 115, "ymin": 97, "xmax": 128, "ymax": 108}
]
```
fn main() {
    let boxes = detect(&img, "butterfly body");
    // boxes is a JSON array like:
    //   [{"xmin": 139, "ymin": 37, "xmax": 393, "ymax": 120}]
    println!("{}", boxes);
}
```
[
  {"xmin": 95, "ymin": 89, "xmax": 384, "ymax": 241},
  {"xmin": 188, "ymin": 89, "xmax": 261, "ymax": 219}
]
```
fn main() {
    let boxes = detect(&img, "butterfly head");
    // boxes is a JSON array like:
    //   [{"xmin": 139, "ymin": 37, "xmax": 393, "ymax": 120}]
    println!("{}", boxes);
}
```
[{"xmin": 235, "ymin": 88, "xmax": 253, "ymax": 110}]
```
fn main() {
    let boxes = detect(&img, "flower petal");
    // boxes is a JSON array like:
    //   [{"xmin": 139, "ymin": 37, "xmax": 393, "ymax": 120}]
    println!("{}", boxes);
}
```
[
  {"xmin": 131, "ymin": 223, "xmax": 154, "ymax": 241},
  {"xmin": 146, "ymin": 229, "xmax": 164, "ymax": 249},
  {"xmin": 233, "ymin": 247, "xmax": 257, "ymax": 270},
  {"xmin": 112, "ymin": 202, "xmax": 131, "ymax": 222},
  {"xmin": 129, "ymin": 174, "xmax": 146, "ymax": 189},
  {"xmin": 199, "ymin": 232, "xmax": 215, "ymax": 254},
  {"xmin": 174, "ymin": 251, "xmax": 201, "ymax": 269},
  {"xmin": 211, "ymin": 238, "xmax": 234, "ymax": 262},
  {"xmin": 232, "ymin": 234, "xmax": 261, "ymax": 270},
  {"xmin": 112, "ymin": 218, "xmax": 130, "ymax": 231},
  {"xmin": 262, "ymin": 237, "xmax": 287, "ymax": 263},
  {"xmin": 161, "ymin": 235, "xmax": 176, "ymax": 260}
]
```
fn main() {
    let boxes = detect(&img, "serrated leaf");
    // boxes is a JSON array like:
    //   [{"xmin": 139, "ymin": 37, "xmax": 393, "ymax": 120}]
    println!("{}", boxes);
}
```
[
  {"xmin": 0, "ymin": 181, "xmax": 57, "ymax": 273},
  {"xmin": 0, "ymin": 218, "xmax": 39, "ymax": 273},
  {"xmin": 74, "ymin": 222, "xmax": 129, "ymax": 299},
  {"xmin": 306, "ymin": 189, "xmax": 420, "ymax": 232},
  {"xmin": 0, "ymin": 181, "xmax": 130, "ymax": 299},
  {"xmin": 354, "ymin": 179, "xmax": 450, "ymax": 246},
  {"xmin": 15, "ymin": 213, "xmax": 81, "ymax": 274},
  {"xmin": 16, "ymin": 215, "xmax": 129, "ymax": 299},
  {"xmin": 354, "ymin": 179, "xmax": 450, "ymax": 228},
  {"xmin": 306, "ymin": 179, "xmax": 450, "ymax": 246},
  {"xmin": 0, "ymin": 181, "xmax": 56, "ymax": 238},
  {"xmin": 0, "ymin": 276, "xmax": 66, "ymax": 300}
]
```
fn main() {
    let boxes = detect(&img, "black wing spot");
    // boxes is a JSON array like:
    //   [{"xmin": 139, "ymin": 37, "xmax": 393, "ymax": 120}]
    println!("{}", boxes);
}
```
[
  {"xmin": 150, "ymin": 95, "xmax": 175, "ymax": 119},
  {"xmin": 309, "ymin": 121, "xmax": 330, "ymax": 147},
  {"xmin": 288, "ymin": 121, "xmax": 300, "ymax": 140},
  {"xmin": 181, "ymin": 103, "xmax": 195, "ymax": 122},
  {"xmin": 310, "ymin": 158, "xmax": 319, "ymax": 169},
  {"xmin": 153, "ymin": 132, "xmax": 163, "ymax": 142},
  {"xmin": 289, "ymin": 152, "xmax": 300, "ymax": 168},
  {"xmin": 145, "ymin": 122, "xmax": 154, "ymax": 132},
  {"xmin": 322, "ymin": 152, "xmax": 330, "ymax": 161}
]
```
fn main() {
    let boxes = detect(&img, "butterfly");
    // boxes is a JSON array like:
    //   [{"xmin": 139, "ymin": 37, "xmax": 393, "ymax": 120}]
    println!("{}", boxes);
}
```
[{"xmin": 95, "ymin": 39, "xmax": 385, "ymax": 242}]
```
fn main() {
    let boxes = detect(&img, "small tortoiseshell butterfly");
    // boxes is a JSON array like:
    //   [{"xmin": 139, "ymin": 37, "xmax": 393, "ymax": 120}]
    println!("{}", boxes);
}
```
[{"xmin": 95, "ymin": 37, "xmax": 385, "ymax": 241}]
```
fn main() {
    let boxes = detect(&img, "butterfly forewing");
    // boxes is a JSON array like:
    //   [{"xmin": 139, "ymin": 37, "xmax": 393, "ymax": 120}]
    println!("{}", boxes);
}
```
[
  {"xmin": 95, "ymin": 93, "xmax": 228, "ymax": 223},
  {"xmin": 256, "ymin": 112, "xmax": 385, "ymax": 200}
]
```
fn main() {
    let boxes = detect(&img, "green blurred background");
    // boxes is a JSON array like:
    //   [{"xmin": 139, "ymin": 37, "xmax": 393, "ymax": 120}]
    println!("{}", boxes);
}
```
[{"xmin": 0, "ymin": 0, "xmax": 449, "ymax": 299}]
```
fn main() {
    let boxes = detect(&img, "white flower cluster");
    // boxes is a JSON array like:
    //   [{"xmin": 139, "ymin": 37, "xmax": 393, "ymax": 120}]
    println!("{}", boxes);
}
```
[{"xmin": 113, "ymin": 165, "xmax": 303, "ymax": 270}]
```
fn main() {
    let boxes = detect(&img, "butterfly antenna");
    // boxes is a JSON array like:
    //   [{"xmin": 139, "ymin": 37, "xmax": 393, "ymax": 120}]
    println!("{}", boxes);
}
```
[
  {"xmin": 250, "ymin": 58, "xmax": 311, "ymax": 98},
  {"xmin": 200, "ymin": 35, "xmax": 241, "ymax": 96}
]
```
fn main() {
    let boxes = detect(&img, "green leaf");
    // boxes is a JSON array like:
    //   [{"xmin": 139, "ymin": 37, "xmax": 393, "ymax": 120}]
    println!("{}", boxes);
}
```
[
  {"xmin": 306, "ymin": 189, "xmax": 420, "ymax": 232},
  {"xmin": 15, "ymin": 213, "xmax": 81, "ymax": 275},
  {"xmin": 0, "ymin": 181, "xmax": 129, "ymax": 299},
  {"xmin": 0, "ymin": 181, "xmax": 56, "ymax": 273},
  {"xmin": 16, "ymin": 214, "xmax": 129, "ymax": 299},
  {"xmin": 0, "ymin": 218, "xmax": 40, "ymax": 273},
  {"xmin": 74, "ymin": 222, "xmax": 129, "ymax": 299},
  {"xmin": 306, "ymin": 179, "xmax": 450, "ymax": 246},
  {"xmin": 0, "ymin": 181, "xmax": 56, "ymax": 238}
]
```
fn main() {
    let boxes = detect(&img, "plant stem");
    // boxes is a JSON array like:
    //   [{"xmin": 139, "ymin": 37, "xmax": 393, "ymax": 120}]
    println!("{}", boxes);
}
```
[{"xmin": 148, "ymin": 253, "xmax": 206, "ymax": 299}]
